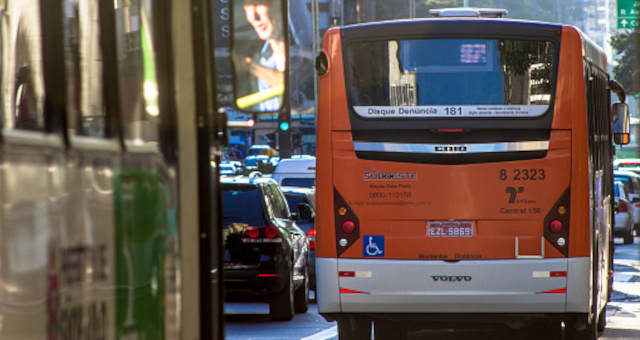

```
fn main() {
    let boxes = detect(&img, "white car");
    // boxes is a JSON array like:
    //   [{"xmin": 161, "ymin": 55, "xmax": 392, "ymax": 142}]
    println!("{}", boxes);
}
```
[
  {"xmin": 271, "ymin": 156, "xmax": 315, "ymax": 188},
  {"xmin": 614, "ymin": 170, "xmax": 640, "ymax": 233},
  {"xmin": 614, "ymin": 181, "xmax": 635, "ymax": 245}
]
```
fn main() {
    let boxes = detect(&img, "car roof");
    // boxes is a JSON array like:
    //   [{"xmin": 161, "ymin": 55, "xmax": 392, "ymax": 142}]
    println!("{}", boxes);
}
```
[
  {"xmin": 274, "ymin": 157, "xmax": 316, "ymax": 173},
  {"xmin": 280, "ymin": 186, "xmax": 315, "ymax": 194},
  {"xmin": 221, "ymin": 175, "xmax": 277, "ymax": 186}
]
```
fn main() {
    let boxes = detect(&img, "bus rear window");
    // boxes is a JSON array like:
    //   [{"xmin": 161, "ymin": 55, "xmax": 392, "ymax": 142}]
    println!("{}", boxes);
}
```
[{"xmin": 344, "ymin": 38, "xmax": 556, "ymax": 119}]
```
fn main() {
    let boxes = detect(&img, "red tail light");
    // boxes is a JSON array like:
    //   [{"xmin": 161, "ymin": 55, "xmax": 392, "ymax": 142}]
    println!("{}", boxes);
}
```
[
  {"xmin": 244, "ymin": 227, "xmax": 260, "ymax": 239},
  {"xmin": 264, "ymin": 225, "xmax": 278, "ymax": 238},
  {"xmin": 549, "ymin": 220, "xmax": 563, "ymax": 233},
  {"xmin": 618, "ymin": 201, "xmax": 629, "ymax": 213},
  {"xmin": 307, "ymin": 228, "xmax": 316, "ymax": 250},
  {"xmin": 342, "ymin": 221, "xmax": 355, "ymax": 234}
]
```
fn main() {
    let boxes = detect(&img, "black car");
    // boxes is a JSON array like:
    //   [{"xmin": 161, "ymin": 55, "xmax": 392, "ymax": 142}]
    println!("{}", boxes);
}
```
[
  {"xmin": 222, "ymin": 176, "xmax": 311, "ymax": 321},
  {"xmin": 280, "ymin": 186, "xmax": 316, "ymax": 289}
]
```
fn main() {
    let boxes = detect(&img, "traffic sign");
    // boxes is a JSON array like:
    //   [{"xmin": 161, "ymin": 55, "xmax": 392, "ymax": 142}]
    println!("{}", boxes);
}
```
[{"xmin": 617, "ymin": 0, "xmax": 640, "ymax": 29}]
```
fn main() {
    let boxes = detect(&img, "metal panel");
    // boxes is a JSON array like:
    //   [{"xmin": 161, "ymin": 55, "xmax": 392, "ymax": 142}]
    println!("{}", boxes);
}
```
[
  {"xmin": 316, "ymin": 258, "xmax": 341, "ymax": 313},
  {"xmin": 354, "ymin": 140, "xmax": 550, "ymax": 154},
  {"xmin": 336, "ymin": 258, "xmax": 568, "ymax": 313}
]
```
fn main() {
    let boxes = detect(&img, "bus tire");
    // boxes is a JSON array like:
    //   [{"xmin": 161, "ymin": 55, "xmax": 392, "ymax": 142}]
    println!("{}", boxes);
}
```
[
  {"xmin": 269, "ymin": 272, "xmax": 295, "ymax": 321},
  {"xmin": 566, "ymin": 316, "xmax": 598, "ymax": 340},
  {"xmin": 294, "ymin": 263, "xmax": 309, "ymax": 313},
  {"xmin": 374, "ymin": 320, "xmax": 407, "ymax": 340},
  {"xmin": 623, "ymin": 230, "xmax": 634, "ymax": 244},
  {"xmin": 337, "ymin": 318, "xmax": 371, "ymax": 340}
]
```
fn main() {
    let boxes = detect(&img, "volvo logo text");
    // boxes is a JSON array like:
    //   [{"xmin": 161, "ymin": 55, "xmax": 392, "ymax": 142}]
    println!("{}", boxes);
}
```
[
  {"xmin": 431, "ymin": 275, "xmax": 472, "ymax": 282},
  {"xmin": 434, "ymin": 145, "xmax": 468, "ymax": 153}
]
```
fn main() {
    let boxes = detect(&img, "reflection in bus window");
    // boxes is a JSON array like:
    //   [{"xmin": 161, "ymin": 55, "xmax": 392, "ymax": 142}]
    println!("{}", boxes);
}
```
[
  {"xmin": 114, "ymin": 0, "xmax": 159, "ymax": 142},
  {"xmin": 2, "ymin": 2, "xmax": 46, "ymax": 131},
  {"xmin": 346, "ymin": 39, "xmax": 554, "ymax": 110},
  {"xmin": 63, "ymin": 0, "xmax": 106, "ymax": 137}
]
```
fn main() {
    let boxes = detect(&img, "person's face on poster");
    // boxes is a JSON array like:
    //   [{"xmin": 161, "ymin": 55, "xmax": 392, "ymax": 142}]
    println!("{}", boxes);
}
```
[{"xmin": 244, "ymin": 4, "xmax": 275, "ymax": 41}]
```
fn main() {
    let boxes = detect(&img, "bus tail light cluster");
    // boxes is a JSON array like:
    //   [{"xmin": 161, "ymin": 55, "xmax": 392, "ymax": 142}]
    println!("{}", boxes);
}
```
[
  {"xmin": 342, "ymin": 221, "xmax": 356, "ymax": 234},
  {"xmin": 543, "ymin": 189, "xmax": 571, "ymax": 257},
  {"xmin": 334, "ymin": 188, "xmax": 360, "ymax": 257}
]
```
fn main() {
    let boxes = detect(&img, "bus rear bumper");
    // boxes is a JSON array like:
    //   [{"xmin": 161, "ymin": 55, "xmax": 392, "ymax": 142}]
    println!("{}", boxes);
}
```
[{"xmin": 317, "ymin": 257, "xmax": 590, "ymax": 315}]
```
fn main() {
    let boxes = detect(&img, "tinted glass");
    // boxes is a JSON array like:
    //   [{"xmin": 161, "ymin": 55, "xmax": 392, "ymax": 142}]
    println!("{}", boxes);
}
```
[
  {"xmin": 281, "ymin": 178, "xmax": 315, "ymax": 188},
  {"xmin": 284, "ymin": 193, "xmax": 307, "ymax": 214},
  {"xmin": 615, "ymin": 176, "xmax": 633, "ymax": 194},
  {"xmin": 3, "ymin": 2, "xmax": 46, "ymax": 131},
  {"xmin": 345, "ymin": 39, "xmax": 555, "ymax": 119},
  {"xmin": 614, "ymin": 183, "xmax": 620, "ymax": 199},
  {"xmin": 114, "ymin": 0, "xmax": 160, "ymax": 142},
  {"xmin": 63, "ymin": 0, "xmax": 106, "ymax": 137},
  {"xmin": 223, "ymin": 186, "xmax": 266, "ymax": 226}
]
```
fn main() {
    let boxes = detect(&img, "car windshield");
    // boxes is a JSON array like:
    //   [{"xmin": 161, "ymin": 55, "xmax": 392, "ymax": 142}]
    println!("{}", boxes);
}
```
[
  {"xmin": 222, "ymin": 186, "xmax": 266, "ymax": 226},
  {"xmin": 284, "ymin": 193, "xmax": 308, "ymax": 214},
  {"xmin": 282, "ymin": 178, "xmax": 315, "ymax": 188}
]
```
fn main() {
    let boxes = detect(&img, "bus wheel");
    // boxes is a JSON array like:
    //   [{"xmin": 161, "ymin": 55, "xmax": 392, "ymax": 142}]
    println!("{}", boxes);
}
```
[
  {"xmin": 565, "ymin": 316, "xmax": 598, "ymax": 340},
  {"xmin": 337, "ymin": 318, "xmax": 371, "ymax": 340},
  {"xmin": 294, "ymin": 263, "xmax": 309, "ymax": 313},
  {"xmin": 269, "ymin": 272, "xmax": 295, "ymax": 321},
  {"xmin": 374, "ymin": 320, "xmax": 407, "ymax": 340}
]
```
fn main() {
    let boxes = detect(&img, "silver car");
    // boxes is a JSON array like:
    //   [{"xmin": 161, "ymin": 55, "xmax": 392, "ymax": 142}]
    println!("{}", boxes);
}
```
[{"xmin": 614, "ymin": 181, "xmax": 635, "ymax": 244}]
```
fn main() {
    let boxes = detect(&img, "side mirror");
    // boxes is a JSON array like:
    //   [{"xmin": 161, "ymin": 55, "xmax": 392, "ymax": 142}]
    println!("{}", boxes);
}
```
[
  {"xmin": 295, "ymin": 203, "xmax": 314, "ymax": 221},
  {"xmin": 613, "ymin": 102, "xmax": 630, "ymax": 145},
  {"xmin": 231, "ymin": 0, "xmax": 288, "ymax": 114}
]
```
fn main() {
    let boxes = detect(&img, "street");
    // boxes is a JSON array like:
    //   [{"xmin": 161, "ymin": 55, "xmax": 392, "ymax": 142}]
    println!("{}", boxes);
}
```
[{"xmin": 225, "ymin": 237, "xmax": 640, "ymax": 340}]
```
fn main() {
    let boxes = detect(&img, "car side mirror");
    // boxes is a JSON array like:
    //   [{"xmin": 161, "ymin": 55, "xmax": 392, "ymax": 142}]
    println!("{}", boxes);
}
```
[
  {"xmin": 295, "ymin": 203, "xmax": 314, "ymax": 221},
  {"xmin": 613, "ymin": 102, "xmax": 630, "ymax": 145}
]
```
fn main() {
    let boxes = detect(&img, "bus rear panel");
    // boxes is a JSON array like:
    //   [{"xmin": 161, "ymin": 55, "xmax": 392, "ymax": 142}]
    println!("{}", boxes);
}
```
[{"xmin": 316, "ymin": 18, "xmax": 613, "ymax": 327}]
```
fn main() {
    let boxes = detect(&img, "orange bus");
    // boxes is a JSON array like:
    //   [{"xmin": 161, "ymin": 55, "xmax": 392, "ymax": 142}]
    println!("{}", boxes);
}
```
[{"xmin": 315, "ymin": 9, "xmax": 630, "ymax": 340}]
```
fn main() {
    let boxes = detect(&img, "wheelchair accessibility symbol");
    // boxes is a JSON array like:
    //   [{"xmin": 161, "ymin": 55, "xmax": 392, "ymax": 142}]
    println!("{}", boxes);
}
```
[{"xmin": 363, "ymin": 235, "xmax": 384, "ymax": 257}]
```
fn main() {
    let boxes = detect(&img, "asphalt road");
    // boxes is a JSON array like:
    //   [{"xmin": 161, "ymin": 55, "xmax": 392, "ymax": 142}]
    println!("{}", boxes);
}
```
[{"xmin": 225, "ymin": 236, "xmax": 640, "ymax": 340}]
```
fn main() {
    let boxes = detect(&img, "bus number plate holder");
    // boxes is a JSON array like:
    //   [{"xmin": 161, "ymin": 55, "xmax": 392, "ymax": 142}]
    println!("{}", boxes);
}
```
[{"xmin": 427, "ymin": 221, "xmax": 475, "ymax": 238}]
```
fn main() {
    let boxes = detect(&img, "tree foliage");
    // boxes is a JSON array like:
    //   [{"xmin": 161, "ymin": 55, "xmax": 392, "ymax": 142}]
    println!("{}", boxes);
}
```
[{"xmin": 611, "ymin": 29, "xmax": 640, "ymax": 96}]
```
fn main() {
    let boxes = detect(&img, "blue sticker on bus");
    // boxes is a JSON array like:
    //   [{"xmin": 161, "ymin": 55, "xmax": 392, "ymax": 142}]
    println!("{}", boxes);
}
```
[{"xmin": 363, "ymin": 235, "xmax": 385, "ymax": 257}]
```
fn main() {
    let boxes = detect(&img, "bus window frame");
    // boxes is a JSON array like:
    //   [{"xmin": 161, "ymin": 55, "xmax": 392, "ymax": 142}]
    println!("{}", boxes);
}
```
[
  {"xmin": 338, "ymin": 21, "xmax": 562, "ymax": 131},
  {"xmin": 342, "ymin": 36, "xmax": 560, "ymax": 122}
]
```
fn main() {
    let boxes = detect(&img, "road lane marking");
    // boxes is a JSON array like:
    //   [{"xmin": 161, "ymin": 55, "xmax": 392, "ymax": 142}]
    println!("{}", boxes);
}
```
[{"xmin": 300, "ymin": 325, "xmax": 338, "ymax": 340}]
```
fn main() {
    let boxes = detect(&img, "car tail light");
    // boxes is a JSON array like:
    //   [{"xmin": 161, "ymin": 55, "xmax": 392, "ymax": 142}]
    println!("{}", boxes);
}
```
[
  {"xmin": 635, "ymin": 203, "xmax": 640, "ymax": 208},
  {"xmin": 307, "ymin": 228, "xmax": 316, "ymax": 250},
  {"xmin": 549, "ymin": 220, "xmax": 563, "ymax": 233},
  {"xmin": 264, "ymin": 225, "xmax": 278, "ymax": 238},
  {"xmin": 618, "ymin": 201, "xmax": 629, "ymax": 212},
  {"xmin": 244, "ymin": 227, "xmax": 260, "ymax": 239},
  {"xmin": 342, "ymin": 221, "xmax": 355, "ymax": 234}
]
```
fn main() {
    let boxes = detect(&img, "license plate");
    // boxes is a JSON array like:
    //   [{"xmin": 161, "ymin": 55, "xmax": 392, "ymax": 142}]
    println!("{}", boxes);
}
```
[{"xmin": 427, "ymin": 221, "xmax": 475, "ymax": 238}]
